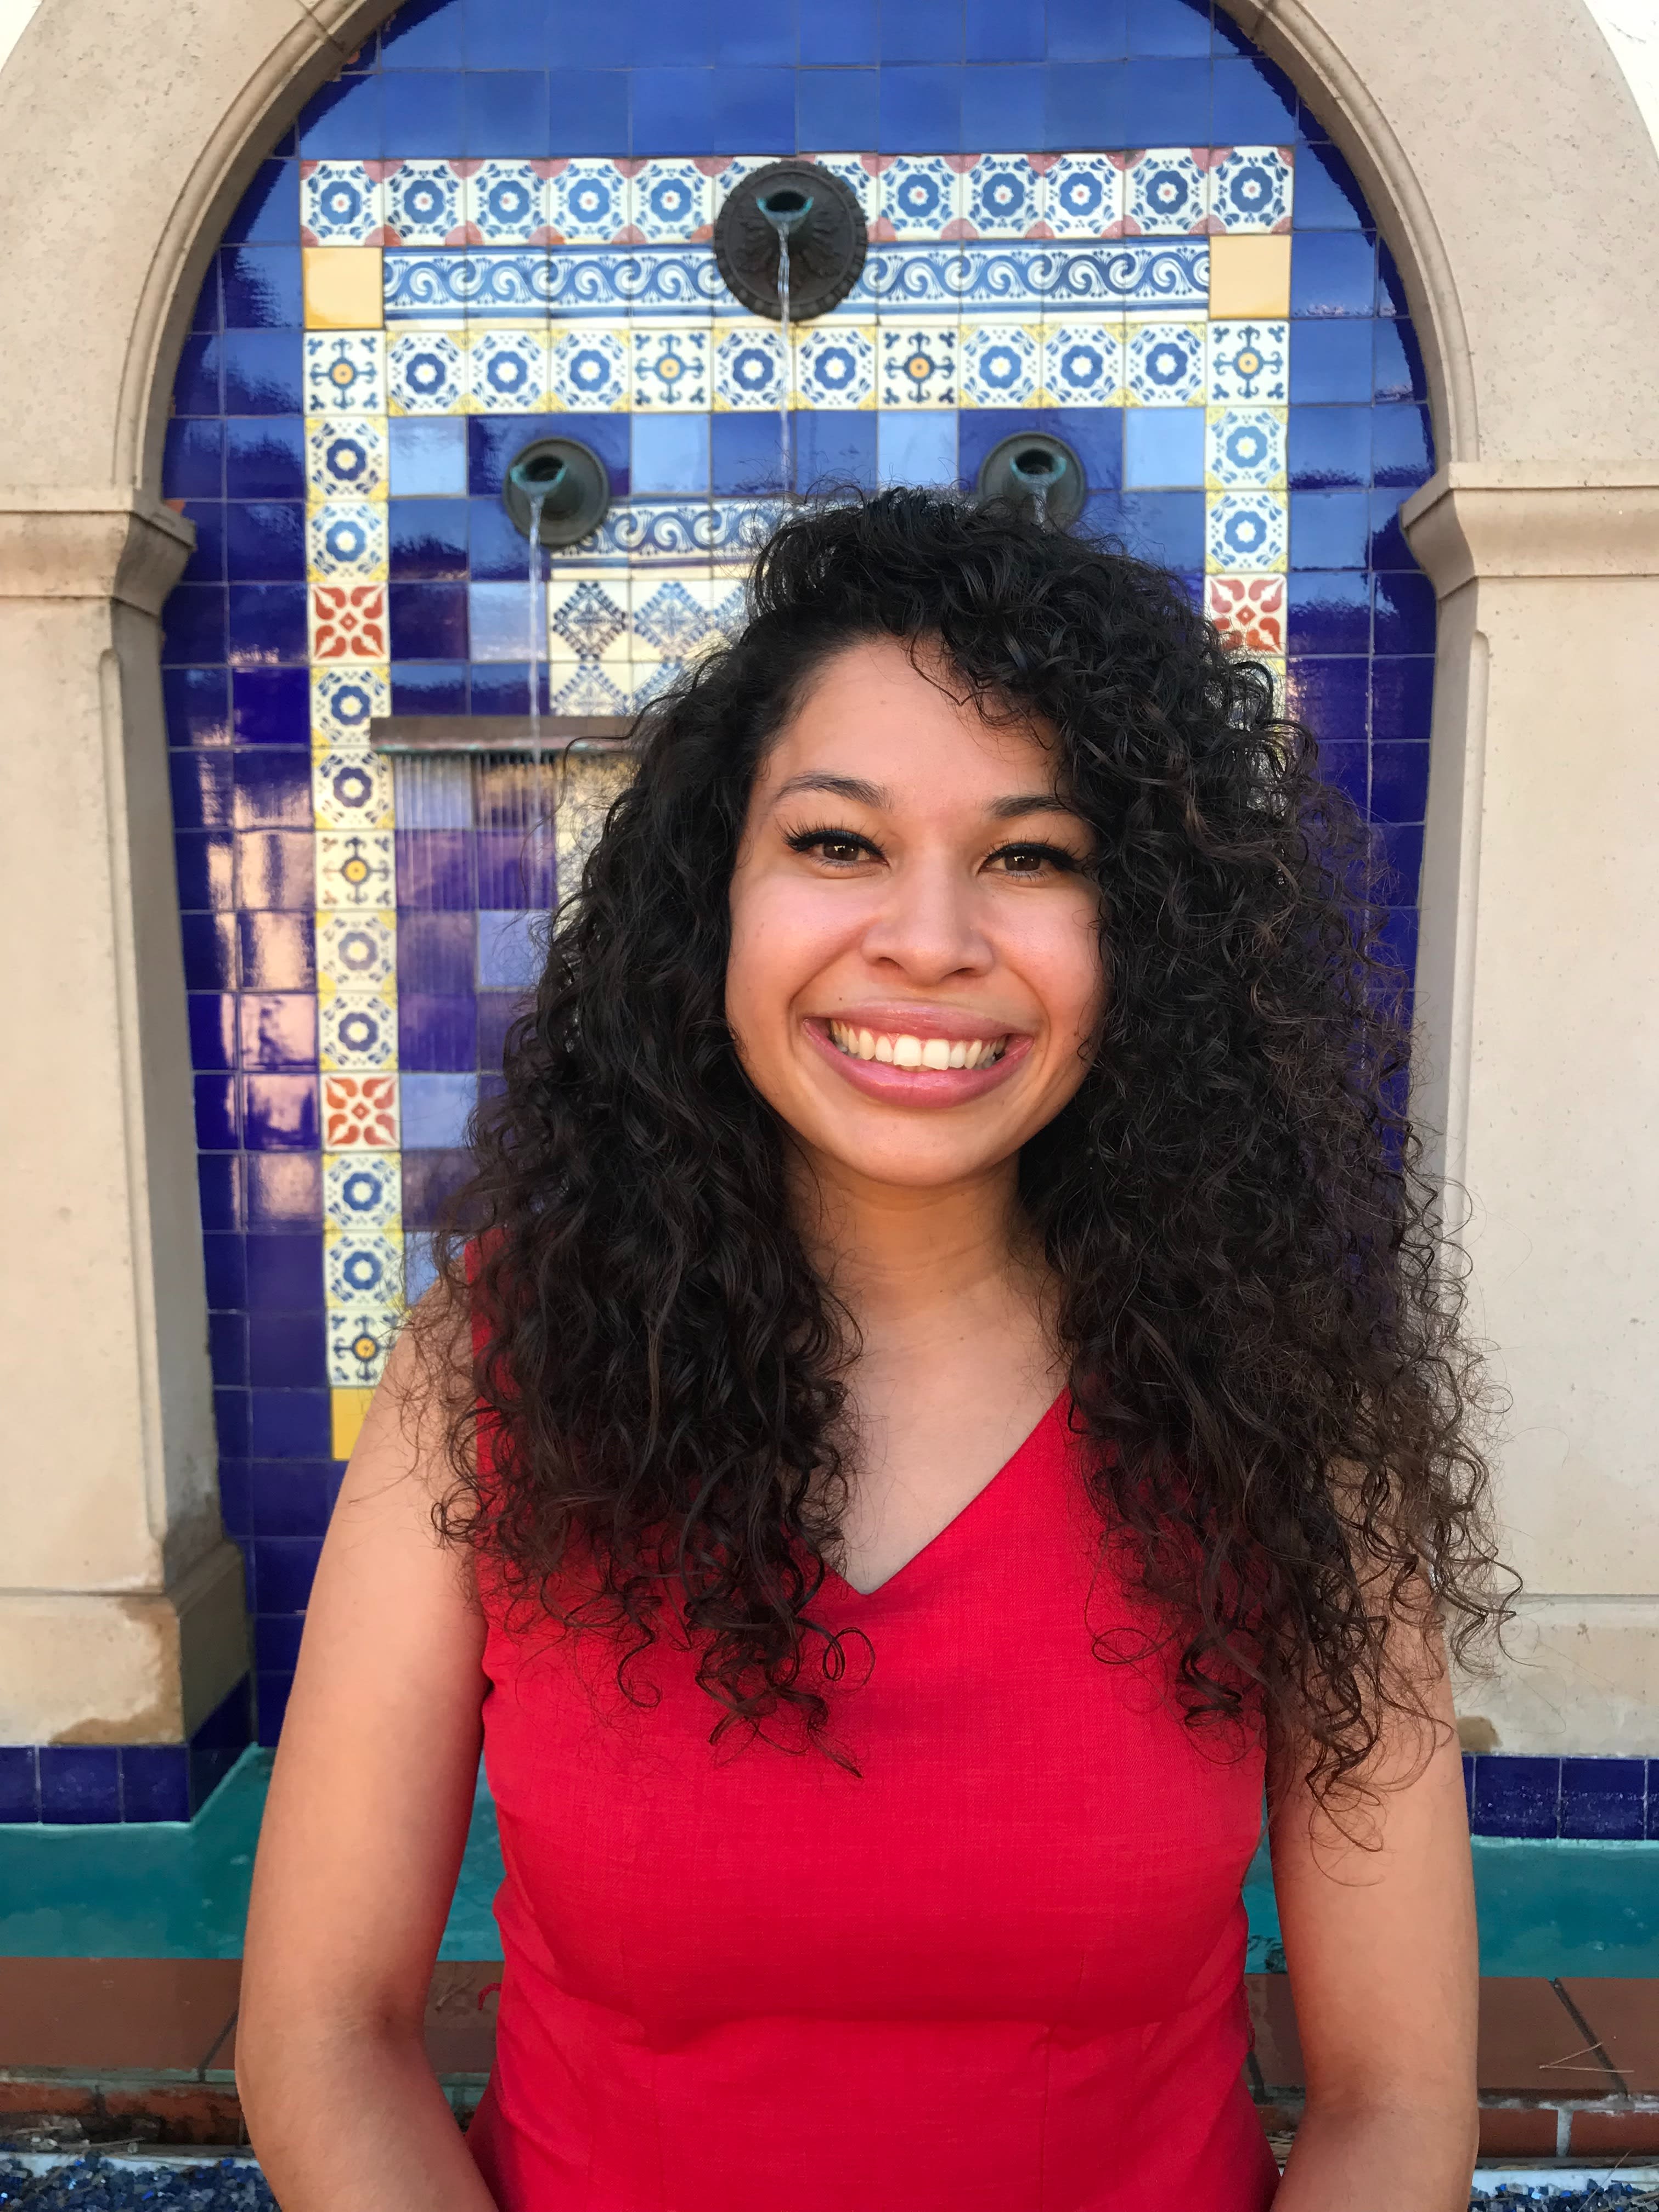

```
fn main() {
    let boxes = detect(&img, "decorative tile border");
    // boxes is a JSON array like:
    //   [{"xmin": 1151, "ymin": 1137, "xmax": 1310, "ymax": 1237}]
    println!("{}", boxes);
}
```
[{"xmin": 1463, "ymin": 1755, "xmax": 1659, "ymax": 1842}]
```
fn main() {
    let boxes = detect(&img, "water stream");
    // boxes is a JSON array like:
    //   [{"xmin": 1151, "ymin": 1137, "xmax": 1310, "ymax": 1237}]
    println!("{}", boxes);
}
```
[
  {"xmin": 526, "ymin": 486, "xmax": 548, "ymax": 763},
  {"xmin": 776, "ymin": 231, "xmax": 792, "ymax": 501}
]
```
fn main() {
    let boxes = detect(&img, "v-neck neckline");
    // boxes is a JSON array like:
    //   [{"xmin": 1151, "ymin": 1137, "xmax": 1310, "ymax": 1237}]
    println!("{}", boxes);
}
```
[{"xmin": 818, "ymin": 1390, "xmax": 1067, "ymax": 1606}]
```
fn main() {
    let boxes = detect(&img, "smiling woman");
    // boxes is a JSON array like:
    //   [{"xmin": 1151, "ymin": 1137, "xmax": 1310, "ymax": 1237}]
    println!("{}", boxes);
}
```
[{"xmin": 236, "ymin": 489, "xmax": 1503, "ymax": 2212}]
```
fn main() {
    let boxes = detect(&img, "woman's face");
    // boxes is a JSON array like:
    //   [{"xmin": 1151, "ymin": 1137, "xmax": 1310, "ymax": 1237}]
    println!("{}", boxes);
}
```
[{"xmin": 726, "ymin": 636, "xmax": 1105, "ymax": 1195}]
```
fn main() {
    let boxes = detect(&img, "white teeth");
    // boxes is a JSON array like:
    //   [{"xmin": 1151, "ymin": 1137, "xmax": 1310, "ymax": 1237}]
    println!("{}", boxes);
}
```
[
  {"xmin": 965, "ymin": 1041, "xmax": 982, "ymax": 1068},
  {"xmin": 920, "ymin": 1039, "xmax": 951, "ymax": 1070},
  {"xmin": 874, "ymin": 1034, "xmax": 894, "ymax": 1063},
  {"xmin": 893, "ymin": 1035, "xmax": 923, "ymax": 1068},
  {"xmin": 949, "ymin": 1041, "xmax": 967, "ymax": 1068},
  {"xmin": 858, "ymin": 1029, "xmax": 876, "ymax": 1060},
  {"xmin": 825, "ymin": 1022, "xmax": 1009, "ymax": 1070}
]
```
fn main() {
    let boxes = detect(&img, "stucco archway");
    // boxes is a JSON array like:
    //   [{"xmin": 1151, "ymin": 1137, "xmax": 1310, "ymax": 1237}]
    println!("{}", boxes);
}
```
[{"xmin": 1, "ymin": 0, "xmax": 1656, "ymax": 1754}]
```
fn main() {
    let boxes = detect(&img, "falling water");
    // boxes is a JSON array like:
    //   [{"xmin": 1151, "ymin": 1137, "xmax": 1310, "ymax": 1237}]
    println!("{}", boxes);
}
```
[
  {"xmin": 1027, "ymin": 475, "xmax": 1050, "ymax": 528},
  {"xmin": 776, "ymin": 231, "xmax": 793, "ymax": 503},
  {"xmin": 526, "ymin": 487, "xmax": 548, "ymax": 764}
]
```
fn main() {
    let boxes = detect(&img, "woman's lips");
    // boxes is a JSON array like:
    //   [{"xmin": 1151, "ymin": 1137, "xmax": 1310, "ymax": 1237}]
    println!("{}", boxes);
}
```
[{"xmin": 802, "ymin": 1017, "xmax": 1031, "ymax": 1105}]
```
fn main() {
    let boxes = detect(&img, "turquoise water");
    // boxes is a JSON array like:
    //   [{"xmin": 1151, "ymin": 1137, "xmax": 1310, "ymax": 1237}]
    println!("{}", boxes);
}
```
[{"xmin": 3, "ymin": 1748, "xmax": 1657, "ymax": 1971}]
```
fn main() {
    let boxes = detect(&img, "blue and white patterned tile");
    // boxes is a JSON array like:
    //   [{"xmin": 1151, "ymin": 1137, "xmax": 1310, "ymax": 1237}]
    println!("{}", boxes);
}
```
[
  {"xmin": 327, "ymin": 1307, "xmax": 400, "ymax": 1387},
  {"xmin": 302, "ymin": 160, "xmax": 385, "ymax": 246},
  {"xmin": 960, "ymin": 319, "xmax": 1042, "ymax": 408},
  {"xmin": 312, "ymin": 746, "xmax": 394, "ymax": 830},
  {"xmin": 383, "ymin": 160, "xmax": 465, "ymax": 248},
  {"xmin": 879, "ymin": 321, "xmax": 958, "ymax": 407},
  {"xmin": 546, "ymin": 157, "xmax": 630, "ymax": 244},
  {"xmin": 467, "ymin": 327, "xmax": 549, "ymax": 412},
  {"xmin": 806, "ymin": 153, "xmax": 881, "ymax": 228},
  {"xmin": 1206, "ymin": 489, "xmax": 1290, "ymax": 571},
  {"xmin": 630, "ymin": 157, "xmax": 716, "ymax": 245},
  {"xmin": 1205, "ymin": 405, "xmax": 1286, "ymax": 490},
  {"xmin": 629, "ymin": 568, "xmax": 732, "ymax": 665},
  {"xmin": 963, "ymin": 154, "xmax": 1043, "ymax": 240},
  {"xmin": 1040, "ymin": 154, "xmax": 1124, "ymax": 240},
  {"xmin": 1126, "ymin": 317, "xmax": 1206, "ymax": 404},
  {"xmin": 324, "ymin": 1149, "xmax": 402, "ymax": 1232},
  {"xmin": 319, "ymin": 983, "xmax": 399, "ymax": 1073},
  {"xmin": 315, "ymin": 830, "xmax": 396, "ymax": 908},
  {"xmin": 310, "ymin": 665, "xmax": 390, "ymax": 752},
  {"xmin": 1041, "ymin": 319, "xmax": 1125, "ymax": 406},
  {"xmin": 795, "ymin": 322, "xmax": 877, "ymax": 409},
  {"xmin": 546, "ymin": 574, "xmax": 631, "ymax": 669},
  {"xmin": 387, "ymin": 327, "xmax": 466, "ymax": 413},
  {"xmin": 1206, "ymin": 319, "xmax": 1290, "ymax": 403},
  {"xmin": 548, "ymin": 324, "xmax": 629, "ymax": 411},
  {"xmin": 713, "ymin": 321, "xmax": 789, "ymax": 410},
  {"xmin": 315, "ymin": 908, "xmax": 396, "ymax": 988},
  {"xmin": 306, "ymin": 501, "xmax": 388, "ymax": 583},
  {"xmin": 545, "ymin": 661, "xmax": 633, "ymax": 716},
  {"xmin": 1123, "ymin": 148, "xmax": 1206, "ymax": 236},
  {"xmin": 464, "ymin": 160, "xmax": 551, "ymax": 246},
  {"xmin": 629, "ymin": 658, "xmax": 687, "ymax": 709},
  {"xmin": 579, "ymin": 497, "xmax": 778, "ymax": 562},
  {"xmin": 631, "ymin": 321, "xmax": 712, "ymax": 410},
  {"xmin": 879, "ymin": 156, "xmax": 966, "ymax": 242},
  {"xmin": 324, "ymin": 1227, "xmax": 405, "ymax": 1310},
  {"xmin": 1207, "ymin": 146, "xmax": 1294, "ymax": 235},
  {"xmin": 305, "ymin": 416, "xmax": 390, "ymax": 501},
  {"xmin": 304, "ymin": 331, "xmax": 387, "ymax": 415},
  {"xmin": 849, "ymin": 241, "xmax": 1207, "ymax": 317}
]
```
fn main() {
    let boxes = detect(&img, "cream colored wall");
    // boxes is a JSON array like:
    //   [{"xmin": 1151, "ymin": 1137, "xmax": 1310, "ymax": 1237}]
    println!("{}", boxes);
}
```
[{"xmin": 0, "ymin": 0, "xmax": 1654, "ymax": 1752}]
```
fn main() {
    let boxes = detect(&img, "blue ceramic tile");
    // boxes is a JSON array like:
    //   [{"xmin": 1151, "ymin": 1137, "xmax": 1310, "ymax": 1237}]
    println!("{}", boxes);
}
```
[
  {"xmin": 402, "ymin": 1071, "xmax": 481, "ymax": 1148},
  {"xmin": 239, "ymin": 911, "xmax": 315, "ymax": 992},
  {"xmin": 381, "ymin": 69, "xmax": 463, "ymax": 156},
  {"xmin": 877, "ymin": 409, "xmax": 958, "ymax": 489},
  {"xmin": 797, "ymin": 65, "xmax": 880, "ymax": 149},
  {"xmin": 401, "ymin": 992, "xmax": 481, "ymax": 1070},
  {"xmin": 540, "ymin": 66, "xmax": 629, "ymax": 151},
  {"xmin": 631, "ymin": 67, "xmax": 715, "ymax": 154},
  {"xmin": 468, "ymin": 663, "xmax": 540, "ymax": 715},
  {"xmin": 1373, "ymin": 571, "xmax": 1435, "ymax": 654},
  {"xmin": 477, "ymin": 989, "xmax": 524, "ymax": 1071},
  {"xmin": 633, "ymin": 0, "xmax": 714, "ymax": 64},
  {"xmin": 1045, "ymin": 407, "xmax": 1124, "ymax": 491},
  {"xmin": 241, "ymin": 1073, "xmax": 320, "ymax": 1150},
  {"xmin": 961, "ymin": 63, "xmax": 1045, "ymax": 146},
  {"xmin": 202, "ymin": 1230, "xmax": 248, "ymax": 1308},
  {"xmin": 162, "ymin": 585, "xmax": 228, "ymax": 667},
  {"xmin": 177, "ymin": 501, "xmax": 225, "ymax": 587},
  {"xmin": 1291, "ymin": 231, "xmax": 1377, "ymax": 319},
  {"xmin": 219, "ymin": 1455, "xmax": 253, "ymax": 1540},
  {"xmin": 381, "ymin": 0, "xmax": 464, "ymax": 64},
  {"xmin": 188, "ymin": 993, "xmax": 236, "ymax": 1071},
  {"xmin": 210, "ymin": 1310, "xmax": 248, "ymax": 1385},
  {"xmin": 390, "ymin": 498, "xmax": 470, "ymax": 580},
  {"xmin": 256, "ymin": 1537, "xmax": 324, "ymax": 1615},
  {"xmin": 390, "ymin": 416, "xmax": 467, "ymax": 498},
  {"xmin": 397, "ymin": 756, "xmax": 473, "ymax": 828},
  {"xmin": 462, "ymin": 71, "xmax": 551, "ymax": 155},
  {"xmin": 245, "ymin": 1232, "xmax": 323, "ymax": 1313},
  {"xmin": 198, "ymin": 1155, "xmax": 245, "ymax": 1235},
  {"xmin": 1376, "ymin": 904, "xmax": 1418, "ymax": 978},
  {"xmin": 232, "ymin": 666, "xmax": 309, "ymax": 747},
  {"xmin": 1291, "ymin": 489, "xmax": 1369, "ymax": 568},
  {"xmin": 175, "ymin": 829, "xmax": 235, "ymax": 912},
  {"xmin": 1375, "ymin": 241, "xmax": 1410, "ymax": 319},
  {"xmin": 392, "ymin": 661, "xmax": 469, "ymax": 714},
  {"xmin": 39, "ymin": 1746, "xmax": 122, "ymax": 1826},
  {"xmin": 215, "ymin": 1386, "xmax": 252, "ymax": 1457},
  {"xmin": 223, "ymin": 331, "xmax": 304, "ymax": 414},
  {"xmin": 1372, "ymin": 402, "xmax": 1432, "ymax": 490},
  {"xmin": 164, "ymin": 420, "xmax": 225, "ymax": 501},
  {"xmin": 120, "ymin": 1747, "xmax": 192, "ymax": 1824},
  {"xmin": 545, "ymin": 0, "xmax": 630, "ymax": 65},
  {"xmin": 1123, "ymin": 406, "xmax": 1205, "ymax": 489},
  {"xmin": 297, "ymin": 72, "xmax": 383, "ymax": 157},
  {"xmin": 478, "ymin": 829, "xmax": 557, "ymax": 909},
  {"xmin": 879, "ymin": 64, "xmax": 963, "ymax": 150},
  {"xmin": 397, "ymin": 830, "xmax": 476, "ymax": 911},
  {"xmin": 182, "ymin": 913, "xmax": 238, "ymax": 996},
  {"xmin": 189, "ymin": 265, "xmax": 221, "ymax": 335},
  {"xmin": 718, "ymin": 0, "xmax": 797, "ymax": 66},
  {"xmin": 256, "ymin": 1672, "xmax": 293, "ymax": 1749},
  {"xmin": 712, "ymin": 413, "xmax": 783, "ymax": 494},
  {"xmin": 714, "ymin": 65, "xmax": 796, "ymax": 150},
  {"xmin": 802, "ymin": 0, "xmax": 876, "ymax": 62},
  {"xmin": 406, "ymin": 1242, "xmax": 442, "ymax": 1304},
  {"xmin": 1374, "ymin": 320, "xmax": 1429, "ymax": 407},
  {"xmin": 239, "ymin": 991, "xmax": 317, "ymax": 1069},
  {"xmin": 1477, "ymin": 1752, "xmax": 1557, "ymax": 1840},
  {"xmin": 1371, "ymin": 656, "xmax": 1434, "ymax": 744},
  {"xmin": 251, "ymin": 1389, "xmax": 332, "ymax": 1458},
  {"xmin": 173, "ymin": 335, "xmax": 223, "ymax": 416},
  {"xmin": 1367, "ymin": 489, "xmax": 1412, "ymax": 571},
  {"xmin": 172, "ymin": 751, "xmax": 234, "ymax": 832},
  {"xmin": 236, "ymin": 826, "xmax": 313, "ymax": 906},
  {"xmin": 467, "ymin": 410, "xmax": 628, "ymax": 495},
  {"xmin": 0, "ymin": 1748, "xmax": 38, "ymax": 1824},
  {"xmin": 1121, "ymin": 56, "xmax": 1211, "ymax": 140},
  {"xmin": 1210, "ymin": 54, "xmax": 1296, "ymax": 140},
  {"xmin": 479, "ymin": 909, "xmax": 544, "ymax": 990},
  {"xmin": 256, "ymin": 1611, "xmax": 307, "ymax": 1671},
  {"xmin": 883, "ymin": 0, "xmax": 962, "ymax": 62},
  {"xmin": 389, "ymin": 580, "xmax": 469, "ymax": 660},
  {"xmin": 223, "ymin": 159, "xmax": 301, "ymax": 246},
  {"xmin": 402, "ymin": 1147, "xmax": 477, "ymax": 1228},
  {"xmin": 1043, "ymin": 59, "xmax": 1128, "ymax": 148},
  {"xmin": 250, "ymin": 1459, "xmax": 336, "ymax": 1540},
  {"xmin": 247, "ymin": 1150, "xmax": 323, "ymax": 1231},
  {"xmin": 228, "ymin": 582, "xmax": 308, "ymax": 667},
  {"xmin": 1288, "ymin": 405, "xmax": 1369, "ymax": 490},
  {"xmin": 469, "ymin": 580, "xmax": 537, "ymax": 661},
  {"xmin": 1048, "ymin": 0, "xmax": 1128, "ymax": 59},
  {"xmin": 1369, "ymin": 741, "xmax": 1430, "ymax": 824},
  {"xmin": 1374, "ymin": 819, "xmax": 1421, "ymax": 897},
  {"xmin": 1316, "ymin": 738, "xmax": 1365, "ymax": 812},
  {"xmin": 967, "ymin": 0, "xmax": 1041, "ymax": 59},
  {"xmin": 1293, "ymin": 141, "xmax": 1367, "ymax": 230},
  {"xmin": 225, "ymin": 417, "xmax": 307, "ymax": 500},
  {"xmin": 1091, "ymin": 490, "xmax": 1204, "ymax": 571},
  {"xmin": 399, "ymin": 911, "xmax": 477, "ymax": 994},
  {"xmin": 467, "ymin": 495, "xmax": 532, "ymax": 581},
  {"xmin": 226, "ymin": 500, "xmax": 305, "ymax": 582},
  {"xmin": 1285, "ymin": 569, "xmax": 1369, "ymax": 655},
  {"xmin": 1286, "ymin": 655, "xmax": 1367, "ymax": 743},
  {"xmin": 465, "ymin": 0, "xmax": 546, "ymax": 67},
  {"xmin": 1128, "ymin": 0, "xmax": 1210, "ymax": 54},
  {"xmin": 221, "ymin": 246, "xmax": 303, "ymax": 331},
  {"xmin": 630, "ymin": 413, "xmax": 710, "ymax": 497},
  {"xmin": 166, "ymin": 667, "xmax": 232, "ymax": 748},
  {"xmin": 794, "ymin": 410, "xmax": 878, "ymax": 493}
]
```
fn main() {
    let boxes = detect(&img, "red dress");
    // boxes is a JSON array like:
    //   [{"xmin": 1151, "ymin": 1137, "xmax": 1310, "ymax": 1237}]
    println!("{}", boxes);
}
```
[{"xmin": 465, "ymin": 1395, "xmax": 1279, "ymax": 2211}]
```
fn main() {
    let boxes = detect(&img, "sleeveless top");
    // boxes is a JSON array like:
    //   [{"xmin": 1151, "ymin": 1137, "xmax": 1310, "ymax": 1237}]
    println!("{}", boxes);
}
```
[{"xmin": 464, "ymin": 1392, "xmax": 1279, "ymax": 2212}]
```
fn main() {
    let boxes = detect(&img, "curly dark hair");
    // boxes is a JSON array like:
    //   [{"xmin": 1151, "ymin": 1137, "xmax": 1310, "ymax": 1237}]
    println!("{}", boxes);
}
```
[{"xmin": 428, "ymin": 486, "xmax": 1508, "ymax": 1804}]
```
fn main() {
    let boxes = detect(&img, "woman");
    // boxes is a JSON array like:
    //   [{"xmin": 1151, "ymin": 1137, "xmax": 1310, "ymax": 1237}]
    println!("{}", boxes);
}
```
[{"xmin": 239, "ymin": 490, "xmax": 1502, "ymax": 2210}]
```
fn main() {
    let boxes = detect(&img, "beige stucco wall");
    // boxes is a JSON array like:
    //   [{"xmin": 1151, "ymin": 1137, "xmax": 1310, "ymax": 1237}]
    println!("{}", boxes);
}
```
[{"xmin": 0, "ymin": 0, "xmax": 1654, "ymax": 1750}]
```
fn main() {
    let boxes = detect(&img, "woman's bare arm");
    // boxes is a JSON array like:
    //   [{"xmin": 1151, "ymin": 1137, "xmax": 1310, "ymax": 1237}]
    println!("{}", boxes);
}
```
[
  {"xmin": 1268, "ymin": 1611, "xmax": 1480, "ymax": 2211},
  {"xmin": 237, "ymin": 1314, "xmax": 499, "ymax": 2211}
]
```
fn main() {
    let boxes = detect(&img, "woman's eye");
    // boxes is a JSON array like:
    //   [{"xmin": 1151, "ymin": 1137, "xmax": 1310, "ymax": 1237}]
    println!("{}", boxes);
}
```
[
  {"xmin": 786, "ymin": 827, "xmax": 877, "ymax": 866},
  {"xmin": 989, "ymin": 843, "xmax": 1079, "ymax": 878}
]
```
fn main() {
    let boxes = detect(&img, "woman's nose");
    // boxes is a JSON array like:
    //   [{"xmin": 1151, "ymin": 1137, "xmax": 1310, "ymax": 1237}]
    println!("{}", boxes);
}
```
[{"xmin": 858, "ymin": 856, "xmax": 994, "ymax": 981}]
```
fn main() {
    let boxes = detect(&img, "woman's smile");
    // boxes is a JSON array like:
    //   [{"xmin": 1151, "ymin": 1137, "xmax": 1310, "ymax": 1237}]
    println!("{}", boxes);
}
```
[{"xmin": 803, "ymin": 1011, "xmax": 1030, "ymax": 1104}]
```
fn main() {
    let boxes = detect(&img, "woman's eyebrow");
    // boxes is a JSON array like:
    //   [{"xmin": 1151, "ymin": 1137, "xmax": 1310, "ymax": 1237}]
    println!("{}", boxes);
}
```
[
  {"xmin": 986, "ymin": 792, "xmax": 1078, "ymax": 821},
  {"xmin": 771, "ymin": 771, "xmax": 889, "ymax": 806}
]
